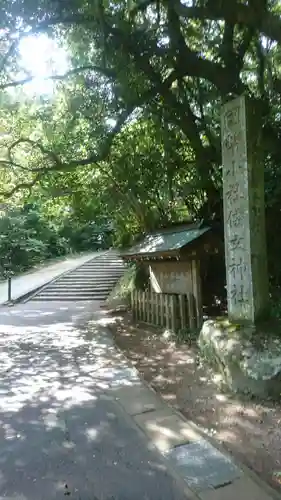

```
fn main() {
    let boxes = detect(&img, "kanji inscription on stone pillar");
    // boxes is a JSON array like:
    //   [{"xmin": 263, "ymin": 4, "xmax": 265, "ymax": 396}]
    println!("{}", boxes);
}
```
[{"xmin": 221, "ymin": 95, "xmax": 269, "ymax": 323}]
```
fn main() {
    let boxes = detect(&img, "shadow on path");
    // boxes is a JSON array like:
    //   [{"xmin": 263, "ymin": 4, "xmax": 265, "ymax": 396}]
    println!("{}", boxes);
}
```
[{"xmin": 0, "ymin": 302, "xmax": 187, "ymax": 500}]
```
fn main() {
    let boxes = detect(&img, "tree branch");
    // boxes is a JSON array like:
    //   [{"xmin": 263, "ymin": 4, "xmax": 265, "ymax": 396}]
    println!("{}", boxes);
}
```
[
  {"xmin": 236, "ymin": 27, "xmax": 255, "ymax": 71},
  {"xmin": 255, "ymin": 38, "xmax": 267, "ymax": 97},
  {"xmin": 0, "ymin": 65, "xmax": 116, "ymax": 90},
  {"xmin": 110, "ymin": 26, "xmax": 219, "ymax": 189},
  {"xmin": 0, "ymin": 78, "xmax": 163, "ymax": 197},
  {"xmin": 6, "ymin": 138, "xmax": 62, "ymax": 170},
  {"xmin": 176, "ymin": 1, "xmax": 281, "ymax": 45},
  {"xmin": 0, "ymin": 173, "xmax": 44, "ymax": 198},
  {"xmin": 0, "ymin": 159, "xmax": 32, "ymax": 172},
  {"xmin": 220, "ymin": 22, "xmax": 235, "ymax": 66},
  {"xmin": 111, "ymin": 19, "xmax": 244, "ymax": 97},
  {"xmin": 129, "ymin": 0, "xmax": 155, "ymax": 15}
]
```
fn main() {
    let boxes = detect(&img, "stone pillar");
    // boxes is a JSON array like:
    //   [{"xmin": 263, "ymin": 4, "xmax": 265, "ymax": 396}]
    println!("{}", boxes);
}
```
[{"xmin": 221, "ymin": 95, "xmax": 269, "ymax": 323}]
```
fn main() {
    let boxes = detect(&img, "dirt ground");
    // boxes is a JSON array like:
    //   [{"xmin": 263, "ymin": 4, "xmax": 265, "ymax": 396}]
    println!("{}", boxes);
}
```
[{"xmin": 108, "ymin": 312, "xmax": 281, "ymax": 495}]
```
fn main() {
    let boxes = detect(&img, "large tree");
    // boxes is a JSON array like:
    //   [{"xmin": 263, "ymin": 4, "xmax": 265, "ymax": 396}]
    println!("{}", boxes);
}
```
[{"xmin": 1, "ymin": 1, "xmax": 281, "ymax": 243}]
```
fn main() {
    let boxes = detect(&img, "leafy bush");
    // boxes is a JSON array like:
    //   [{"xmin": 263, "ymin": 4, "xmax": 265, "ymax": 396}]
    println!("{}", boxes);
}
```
[
  {"xmin": 0, "ymin": 204, "xmax": 113, "ymax": 279},
  {"xmin": 60, "ymin": 221, "xmax": 113, "ymax": 252},
  {"xmin": 0, "ymin": 210, "xmax": 48, "ymax": 278}
]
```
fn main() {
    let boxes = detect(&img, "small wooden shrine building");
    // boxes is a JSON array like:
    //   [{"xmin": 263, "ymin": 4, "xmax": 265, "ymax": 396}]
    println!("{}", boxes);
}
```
[{"xmin": 122, "ymin": 222, "xmax": 211, "ymax": 331}]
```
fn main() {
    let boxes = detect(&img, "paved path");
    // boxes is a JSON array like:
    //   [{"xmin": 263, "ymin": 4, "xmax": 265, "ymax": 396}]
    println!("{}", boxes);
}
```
[
  {"xmin": 0, "ymin": 301, "xmax": 189, "ymax": 500},
  {"xmin": 0, "ymin": 252, "xmax": 105, "ymax": 305},
  {"xmin": 0, "ymin": 300, "xmax": 276, "ymax": 500}
]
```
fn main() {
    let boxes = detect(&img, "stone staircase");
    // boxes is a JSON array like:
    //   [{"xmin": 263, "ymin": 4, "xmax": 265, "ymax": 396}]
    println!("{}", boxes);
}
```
[{"xmin": 29, "ymin": 251, "xmax": 125, "ymax": 301}]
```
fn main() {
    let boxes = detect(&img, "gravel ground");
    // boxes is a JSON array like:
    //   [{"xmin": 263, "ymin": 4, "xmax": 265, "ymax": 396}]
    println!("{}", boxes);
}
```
[{"xmin": 109, "ymin": 312, "xmax": 281, "ymax": 495}]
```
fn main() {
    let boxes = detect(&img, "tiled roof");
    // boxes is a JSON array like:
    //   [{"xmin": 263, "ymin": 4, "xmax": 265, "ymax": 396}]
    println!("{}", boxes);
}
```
[{"xmin": 123, "ymin": 226, "xmax": 210, "ymax": 257}]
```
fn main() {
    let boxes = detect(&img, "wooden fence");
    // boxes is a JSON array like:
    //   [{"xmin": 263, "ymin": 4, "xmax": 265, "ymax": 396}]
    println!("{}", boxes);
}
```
[{"xmin": 130, "ymin": 289, "xmax": 202, "ymax": 332}]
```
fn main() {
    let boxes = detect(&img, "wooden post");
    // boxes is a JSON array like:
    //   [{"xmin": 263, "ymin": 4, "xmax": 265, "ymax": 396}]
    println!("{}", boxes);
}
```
[
  {"xmin": 150, "ymin": 290, "xmax": 154, "ymax": 324},
  {"xmin": 147, "ymin": 289, "xmax": 150, "ymax": 323},
  {"xmin": 153, "ymin": 291, "xmax": 157, "ymax": 325},
  {"xmin": 139, "ymin": 290, "xmax": 142, "ymax": 321},
  {"xmin": 138, "ymin": 290, "xmax": 142, "ymax": 321},
  {"xmin": 149, "ymin": 289, "xmax": 154, "ymax": 324},
  {"xmin": 155, "ymin": 293, "xmax": 159, "ymax": 325},
  {"xmin": 139, "ymin": 290, "xmax": 143, "ymax": 321},
  {"xmin": 140, "ymin": 290, "xmax": 144, "ymax": 322},
  {"xmin": 8, "ymin": 277, "xmax": 12, "ymax": 302},
  {"xmin": 164, "ymin": 294, "xmax": 169, "ymax": 329},
  {"xmin": 188, "ymin": 293, "xmax": 196, "ymax": 331},
  {"xmin": 171, "ymin": 295, "xmax": 177, "ymax": 332},
  {"xmin": 170, "ymin": 295, "xmax": 176, "ymax": 332},
  {"xmin": 179, "ymin": 294, "xmax": 186, "ymax": 330},
  {"xmin": 144, "ymin": 290, "xmax": 148, "ymax": 323},
  {"xmin": 192, "ymin": 259, "xmax": 203, "ymax": 328},
  {"xmin": 155, "ymin": 292, "xmax": 158, "ymax": 325},
  {"xmin": 131, "ymin": 290, "xmax": 135, "ymax": 319},
  {"xmin": 160, "ymin": 293, "xmax": 164, "ymax": 327},
  {"xmin": 184, "ymin": 294, "xmax": 189, "ymax": 330},
  {"xmin": 136, "ymin": 290, "xmax": 139, "ymax": 321},
  {"xmin": 134, "ymin": 290, "xmax": 138, "ymax": 320}
]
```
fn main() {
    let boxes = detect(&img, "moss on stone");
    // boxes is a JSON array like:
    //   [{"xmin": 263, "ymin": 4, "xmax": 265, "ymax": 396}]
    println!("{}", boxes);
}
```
[{"xmin": 198, "ymin": 318, "xmax": 281, "ymax": 398}]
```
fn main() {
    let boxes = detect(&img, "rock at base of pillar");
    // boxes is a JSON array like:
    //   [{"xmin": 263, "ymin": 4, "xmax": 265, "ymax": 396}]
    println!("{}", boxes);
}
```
[{"xmin": 198, "ymin": 318, "xmax": 281, "ymax": 398}]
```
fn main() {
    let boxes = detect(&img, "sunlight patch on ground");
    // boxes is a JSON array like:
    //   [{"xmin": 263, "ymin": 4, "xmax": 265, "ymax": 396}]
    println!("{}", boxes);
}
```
[
  {"xmin": 0, "ymin": 309, "xmax": 142, "ymax": 415},
  {"xmin": 96, "ymin": 315, "xmax": 123, "ymax": 326},
  {"xmin": 215, "ymin": 393, "xmax": 228, "ymax": 402}
]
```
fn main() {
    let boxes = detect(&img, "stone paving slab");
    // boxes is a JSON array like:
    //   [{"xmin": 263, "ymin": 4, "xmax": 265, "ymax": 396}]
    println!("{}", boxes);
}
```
[
  {"xmin": 134, "ymin": 408, "xmax": 203, "ymax": 452},
  {"xmin": 103, "ymin": 366, "xmax": 141, "ymax": 388},
  {"xmin": 199, "ymin": 476, "xmax": 274, "ymax": 500},
  {"xmin": 96, "ymin": 312, "xmax": 277, "ymax": 500},
  {"xmin": 163, "ymin": 440, "xmax": 242, "ymax": 494},
  {"xmin": 113, "ymin": 384, "xmax": 165, "ymax": 416}
]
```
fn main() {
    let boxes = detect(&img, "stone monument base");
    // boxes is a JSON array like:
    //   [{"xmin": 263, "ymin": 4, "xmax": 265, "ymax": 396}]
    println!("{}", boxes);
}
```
[{"xmin": 198, "ymin": 318, "xmax": 281, "ymax": 398}]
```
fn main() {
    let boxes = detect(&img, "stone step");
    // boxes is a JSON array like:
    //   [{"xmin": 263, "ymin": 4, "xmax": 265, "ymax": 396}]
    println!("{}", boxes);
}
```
[
  {"xmin": 88, "ymin": 263, "xmax": 124, "ymax": 266},
  {"xmin": 81, "ymin": 264, "xmax": 124, "ymax": 268},
  {"xmin": 78, "ymin": 270, "xmax": 123, "ymax": 274},
  {"xmin": 61, "ymin": 277, "xmax": 122, "ymax": 285},
  {"xmin": 57, "ymin": 274, "xmax": 120, "ymax": 278},
  {"xmin": 39, "ymin": 289, "xmax": 111, "ymax": 295},
  {"xmin": 34, "ymin": 290, "xmax": 108, "ymax": 297},
  {"xmin": 44, "ymin": 283, "xmax": 111, "ymax": 291},
  {"xmin": 28, "ymin": 251, "xmax": 124, "ymax": 302},
  {"xmin": 80, "ymin": 259, "xmax": 123, "ymax": 263},
  {"xmin": 34, "ymin": 296, "xmax": 107, "ymax": 299},
  {"xmin": 77, "ymin": 267, "xmax": 124, "ymax": 275},
  {"xmin": 65, "ymin": 270, "xmax": 123, "ymax": 274},
  {"xmin": 35, "ymin": 288, "xmax": 108, "ymax": 294},
  {"xmin": 77, "ymin": 270, "xmax": 123, "ymax": 274},
  {"xmin": 61, "ymin": 272, "xmax": 123, "ymax": 279},
  {"xmin": 31, "ymin": 296, "xmax": 107, "ymax": 301},
  {"xmin": 59, "ymin": 274, "xmax": 121, "ymax": 278},
  {"xmin": 80, "ymin": 261, "xmax": 124, "ymax": 265},
  {"xmin": 78, "ymin": 259, "xmax": 123, "ymax": 264},
  {"xmin": 58, "ymin": 279, "xmax": 120, "ymax": 284},
  {"xmin": 73, "ymin": 260, "xmax": 122, "ymax": 268},
  {"xmin": 56, "ymin": 279, "xmax": 118, "ymax": 284},
  {"xmin": 81, "ymin": 262, "xmax": 124, "ymax": 265},
  {"xmin": 62, "ymin": 277, "xmax": 118, "ymax": 280}
]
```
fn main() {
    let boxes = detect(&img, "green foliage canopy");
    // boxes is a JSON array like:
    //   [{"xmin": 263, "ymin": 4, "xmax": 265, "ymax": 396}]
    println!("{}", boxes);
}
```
[{"xmin": 1, "ymin": 0, "xmax": 281, "ymax": 283}]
